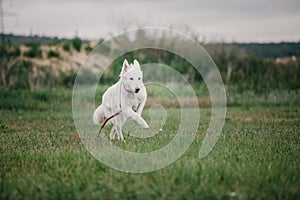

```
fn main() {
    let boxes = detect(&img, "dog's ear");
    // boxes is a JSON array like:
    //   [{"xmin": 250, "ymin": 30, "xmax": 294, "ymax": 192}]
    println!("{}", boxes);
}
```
[
  {"xmin": 120, "ymin": 59, "xmax": 130, "ymax": 76},
  {"xmin": 133, "ymin": 59, "xmax": 141, "ymax": 69}
]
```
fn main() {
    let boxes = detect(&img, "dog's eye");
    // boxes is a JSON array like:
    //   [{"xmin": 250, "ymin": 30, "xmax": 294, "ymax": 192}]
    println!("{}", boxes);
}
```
[
  {"xmin": 130, "ymin": 78, "xmax": 133, "ymax": 80},
  {"xmin": 138, "ymin": 77, "xmax": 141, "ymax": 80}
]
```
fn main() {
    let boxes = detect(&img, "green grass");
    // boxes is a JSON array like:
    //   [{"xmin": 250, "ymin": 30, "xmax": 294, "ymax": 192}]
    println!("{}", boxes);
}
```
[{"xmin": 1, "ymin": 89, "xmax": 300, "ymax": 199}]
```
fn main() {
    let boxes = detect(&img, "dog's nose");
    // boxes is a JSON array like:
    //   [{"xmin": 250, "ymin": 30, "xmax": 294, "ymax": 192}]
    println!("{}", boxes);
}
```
[{"xmin": 135, "ymin": 88, "xmax": 140, "ymax": 93}]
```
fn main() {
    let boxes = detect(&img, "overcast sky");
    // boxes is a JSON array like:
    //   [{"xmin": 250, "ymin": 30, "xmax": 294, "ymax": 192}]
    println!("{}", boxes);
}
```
[{"xmin": 2, "ymin": 0, "xmax": 300, "ymax": 42}]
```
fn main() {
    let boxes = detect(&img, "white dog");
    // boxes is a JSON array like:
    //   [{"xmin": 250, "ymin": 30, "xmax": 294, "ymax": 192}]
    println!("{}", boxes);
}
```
[{"xmin": 93, "ymin": 59, "xmax": 149, "ymax": 141}]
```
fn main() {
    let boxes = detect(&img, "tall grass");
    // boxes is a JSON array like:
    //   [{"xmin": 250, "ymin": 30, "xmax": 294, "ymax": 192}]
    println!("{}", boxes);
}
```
[
  {"xmin": 0, "ymin": 89, "xmax": 72, "ymax": 111},
  {"xmin": 0, "ymin": 85, "xmax": 299, "ymax": 111}
]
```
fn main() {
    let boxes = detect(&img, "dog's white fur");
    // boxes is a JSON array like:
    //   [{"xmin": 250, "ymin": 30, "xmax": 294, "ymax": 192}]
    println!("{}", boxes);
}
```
[{"xmin": 93, "ymin": 59, "xmax": 149, "ymax": 141}]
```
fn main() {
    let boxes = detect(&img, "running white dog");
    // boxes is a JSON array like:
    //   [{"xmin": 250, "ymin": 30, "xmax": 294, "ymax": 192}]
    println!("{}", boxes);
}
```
[{"xmin": 93, "ymin": 59, "xmax": 149, "ymax": 141}]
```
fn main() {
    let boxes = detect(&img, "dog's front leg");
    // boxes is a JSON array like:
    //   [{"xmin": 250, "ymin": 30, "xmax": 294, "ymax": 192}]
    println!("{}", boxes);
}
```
[
  {"xmin": 136, "ymin": 98, "xmax": 146, "ymax": 116},
  {"xmin": 126, "ymin": 108, "xmax": 149, "ymax": 129}
]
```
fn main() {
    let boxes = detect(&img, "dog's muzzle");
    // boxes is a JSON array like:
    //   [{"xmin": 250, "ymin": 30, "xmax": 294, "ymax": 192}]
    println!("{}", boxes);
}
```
[{"xmin": 135, "ymin": 88, "xmax": 140, "ymax": 93}]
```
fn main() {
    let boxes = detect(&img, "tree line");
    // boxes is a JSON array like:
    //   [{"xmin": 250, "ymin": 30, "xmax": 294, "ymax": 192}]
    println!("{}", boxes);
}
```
[{"xmin": 0, "ymin": 35, "xmax": 299, "ymax": 92}]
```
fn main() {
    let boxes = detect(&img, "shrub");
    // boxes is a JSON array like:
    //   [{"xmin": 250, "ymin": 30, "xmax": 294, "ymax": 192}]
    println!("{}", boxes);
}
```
[
  {"xmin": 72, "ymin": 37, "xmax": 82, "ymax": 52},
  {"xmin": 25, "ymin": 41, "xmax": 41, "ymax": 49},
  {"xmin": 24, "ymin": 41, "xmax": 42, "ymax": 58},
  {"xmin": 24, "ymin": 47, "xmax": 42, "ymax": 58},
  {"xmin": 13, "ymin": 46, "xmax": 21, "ymax": 57},
  {"xmin": 63, "ymin": 43, "xmax": 70, "ymax": 52},
  {"xmin": 85, "ymin": 45, "xmax": 93, "ymax": 54},
  {"xmin": 0, "ymin": 44, "xmax": 20, "ymax": 58},
  {"xmin": 60, "ymin": 71, "xmax": 77, "ymax": 88},
  {"xmin": 47, "ymin": 50, "xmax": 60, "ymax": 58}
]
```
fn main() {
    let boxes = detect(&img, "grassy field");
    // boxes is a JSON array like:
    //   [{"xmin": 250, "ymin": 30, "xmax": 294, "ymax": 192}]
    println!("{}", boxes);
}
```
[{"xmin": 0, "ymin": 88, "xmax": 300, "ymax": 199}]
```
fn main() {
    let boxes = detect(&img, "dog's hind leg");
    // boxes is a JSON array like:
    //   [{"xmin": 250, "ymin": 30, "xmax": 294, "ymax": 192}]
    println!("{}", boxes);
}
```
[
  {"xmin": 93, "ymin": 105, "xmax": 105, "ymax": 124},
  {"xmin": 109, "ymin": 126, "xmax": 117, "ymax": 141},
  {"xmin": 114, "ymin": 125, "xmax": 125, "ymax": 142}
]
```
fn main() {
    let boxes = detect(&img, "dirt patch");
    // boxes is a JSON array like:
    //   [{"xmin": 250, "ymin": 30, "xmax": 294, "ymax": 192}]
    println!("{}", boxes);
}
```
[{"xmin": 146, "ymin": 97, "xmax": 211, "ymax": 108}]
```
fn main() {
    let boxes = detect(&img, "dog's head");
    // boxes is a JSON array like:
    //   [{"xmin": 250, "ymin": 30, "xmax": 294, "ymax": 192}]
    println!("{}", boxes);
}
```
[{"xmin": 120, "ymin": 59, "xmax": 144, "ymax": 93}]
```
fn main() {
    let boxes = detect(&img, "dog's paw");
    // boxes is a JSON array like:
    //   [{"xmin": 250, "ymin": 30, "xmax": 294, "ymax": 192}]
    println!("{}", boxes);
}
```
[
  {"xmin": 142, "ymin": 122, "xmax": 149, "ymax": 129},
  {"xmin": 110, "ymin": 136, "xmax": 114, "ymax": 141},
  {"xmin": 139, "ymin": 119, "xmax": 149, "ymax": 129},
  {"xmin": 136, "ymin": 117, "xmax": 149, "ymax": 129}
]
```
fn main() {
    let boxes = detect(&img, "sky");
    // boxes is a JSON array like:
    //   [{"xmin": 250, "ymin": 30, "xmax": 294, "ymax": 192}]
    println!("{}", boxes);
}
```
[{"xmin": 2, "ymin": 0, "xmax": 300, "ymax": 42}]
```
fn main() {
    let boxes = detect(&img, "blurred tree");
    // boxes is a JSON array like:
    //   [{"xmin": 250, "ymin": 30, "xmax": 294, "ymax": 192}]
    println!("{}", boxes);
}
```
[{"xmin": 72, "ymin": 37, "xmax": 82, "ymax": 52}]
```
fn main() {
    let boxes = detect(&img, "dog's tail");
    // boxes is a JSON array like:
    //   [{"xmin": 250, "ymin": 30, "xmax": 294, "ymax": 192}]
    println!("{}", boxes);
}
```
[{"xmin": 93, "ymin": 105, "xmax": 105, "ymax": 124}]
